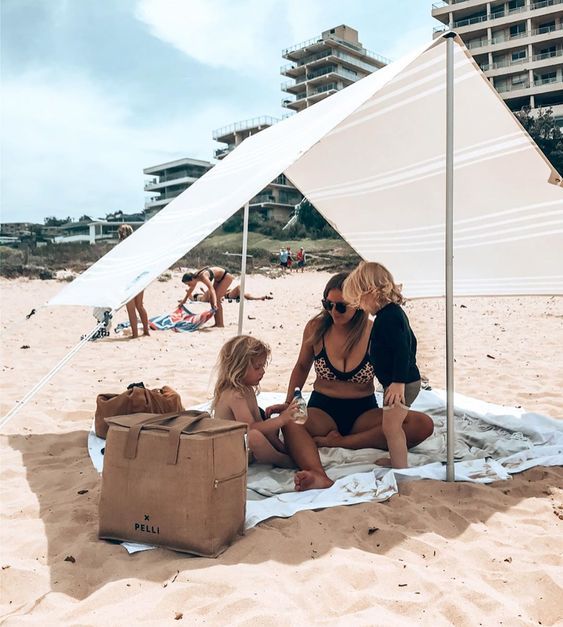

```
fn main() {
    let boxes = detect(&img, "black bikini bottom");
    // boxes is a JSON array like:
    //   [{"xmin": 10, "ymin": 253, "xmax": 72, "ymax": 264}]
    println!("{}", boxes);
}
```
[{"xmin": 308, "ymin": 391, "xmax": 379, "ymax": 436}]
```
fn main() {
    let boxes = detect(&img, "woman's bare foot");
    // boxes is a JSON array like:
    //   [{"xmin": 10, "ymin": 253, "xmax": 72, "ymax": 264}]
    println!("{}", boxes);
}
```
[
  {"xmin": 294, "ymin": 470, "xmax": 333, "ymax": 491},
  {"xmin": 313, "ymin": 430, "xmax": 343, "ymax": 448},
  {"xmin": 143, "ymin": 331, "xmax": 150, "ymax": 336}
]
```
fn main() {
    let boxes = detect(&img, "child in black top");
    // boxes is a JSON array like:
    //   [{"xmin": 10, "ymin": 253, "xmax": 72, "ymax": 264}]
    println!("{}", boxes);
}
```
[{"xmin": 343, "ymin": 262, "xmax": 422, "ymax": 469}]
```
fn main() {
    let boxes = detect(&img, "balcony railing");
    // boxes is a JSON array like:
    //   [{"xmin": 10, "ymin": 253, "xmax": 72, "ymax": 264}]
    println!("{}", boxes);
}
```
[
  {"xmin": 534, "ymin": 48, "xmax": 563, "ymax": 61},
  {"xmin": 283, "ymin": 35, "xmax": 390, "ymax": 65},
  {"xmin": 485, "ymin": 48, "xmax": 563, "ymax": 71},
  {"xmin": 212, "ymin": 116, "xmax": 280, "ymax": 140},
  {"xmin": 496, "ymin": 77, "xmax": 562, "ymax": 93},
  {"xmin": 534, "ymin": 75, "xmax": 559, "ymax": 85},
  {"xmin": 454, "ymin": 14, "xmax": 488, "ymax": 28},
  {"xmin": 435, "ymin": 0, "xmax": 562, "ymax": 21},
  {"xmin": 496, "ymin": 80, "xmax": 530, "ymax": 92},
  {"xmin": 467, "ymin": 23, "xmax": 563, "ymax": 50}
]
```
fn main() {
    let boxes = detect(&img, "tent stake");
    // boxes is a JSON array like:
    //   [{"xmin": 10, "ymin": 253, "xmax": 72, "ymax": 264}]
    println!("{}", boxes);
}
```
[
  {"xmin": 0, "ymin": 313, "xmax": 115, "ymax": 431},
  {"xmin": 445, "ymin": 33, "xmax": 456, "ymax": 481},
  {"xmin": 237, "ymin": 202, "xmax": 250, "ymax": 336}
]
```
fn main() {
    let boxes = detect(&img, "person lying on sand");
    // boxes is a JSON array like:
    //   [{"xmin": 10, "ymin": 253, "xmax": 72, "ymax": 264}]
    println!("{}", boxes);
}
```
[
  {"xmin": 265, "ymin": 272, "xmax": 433, "ymax": 491},
  {"xmin": 192, "ymin": 283, "xmax": 273, "ymax": 302}
]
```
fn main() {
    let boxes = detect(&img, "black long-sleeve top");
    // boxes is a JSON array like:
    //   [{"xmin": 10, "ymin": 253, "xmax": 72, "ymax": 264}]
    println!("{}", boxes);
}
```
[{"xmin": 369, "ymin": 302, "xmax": 420, "ymax": 388}]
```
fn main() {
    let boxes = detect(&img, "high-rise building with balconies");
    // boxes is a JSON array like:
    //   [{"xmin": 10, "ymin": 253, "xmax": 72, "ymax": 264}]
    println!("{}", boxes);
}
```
[
  {"xmin": 212, "ymin": 116, "xmax": 303, "ymax": 222},
  {"xmin": 280, "ymin": 25, "xmax": 389, "ymax": 113},
  {"xmin": 432, "ymin": 0, "xmax": 563, "ymax": 119},
  {"xmin": 143, "ymin": 157, "xmax": 213, "ymax": 219}
]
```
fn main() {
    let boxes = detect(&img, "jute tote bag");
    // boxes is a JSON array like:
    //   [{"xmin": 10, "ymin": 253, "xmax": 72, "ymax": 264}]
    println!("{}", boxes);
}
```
[{"xmin": 99, "ymin": 411, "xmax": 247, "ymax": 557}]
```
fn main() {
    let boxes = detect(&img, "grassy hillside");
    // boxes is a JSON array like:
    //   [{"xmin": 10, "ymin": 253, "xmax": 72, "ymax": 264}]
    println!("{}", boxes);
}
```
[{"xmin": 0, "ymin": 232, "xmax": 361, "ymax": 279}]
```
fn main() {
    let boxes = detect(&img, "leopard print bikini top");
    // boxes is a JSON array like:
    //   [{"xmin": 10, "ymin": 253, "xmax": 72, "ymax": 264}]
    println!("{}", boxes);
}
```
[{"xmin": 314, "ymin": 337, "xmax": 375, "ymax": 385}]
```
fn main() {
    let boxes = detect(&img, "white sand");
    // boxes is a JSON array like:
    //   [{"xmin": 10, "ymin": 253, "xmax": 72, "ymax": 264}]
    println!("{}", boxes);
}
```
[{"xmin": 1, "ymin": 272, "xmax": 562, "ymax": 625}]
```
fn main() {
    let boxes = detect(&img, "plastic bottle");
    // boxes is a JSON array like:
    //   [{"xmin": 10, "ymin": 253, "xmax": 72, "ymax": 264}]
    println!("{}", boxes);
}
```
[{"xmin": 293, "ymin": 387, "xmax": 308, "ymax": 425}]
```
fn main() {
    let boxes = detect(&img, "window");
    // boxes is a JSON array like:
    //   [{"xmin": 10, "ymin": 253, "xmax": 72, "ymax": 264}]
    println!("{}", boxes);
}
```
[
  {"xmin": 508, "ymin": 0, "xmax": 524, "ymax": 10},
  {"xmin": 512, "ymin": 49, "xmax": 527, "ymax": 61},
  {"xmin": 510, "ymin": 23, "xmax": 526, "ymax": 38},
  {"xmin": 540, "ymin": 46, "xmax": 556, "ymax": 56},
  {"xmin": 538, "ymin": 21, "xmax": 556, "ymax": 34},
  {"xmin": 512, "ymin": 74, "xmax": 527, "ymax": 85}
]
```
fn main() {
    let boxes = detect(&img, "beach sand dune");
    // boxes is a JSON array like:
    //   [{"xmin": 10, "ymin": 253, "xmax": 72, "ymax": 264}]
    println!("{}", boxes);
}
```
[{"xmin": 1, "ymin": 273, "xmax": 561, "ymax": 625}]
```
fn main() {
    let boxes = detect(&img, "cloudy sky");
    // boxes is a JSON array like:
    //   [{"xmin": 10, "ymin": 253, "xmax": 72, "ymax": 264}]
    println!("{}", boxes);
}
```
[{"xmin": 1, "ymin": 0, "xmax": 436, "ymax": 223}]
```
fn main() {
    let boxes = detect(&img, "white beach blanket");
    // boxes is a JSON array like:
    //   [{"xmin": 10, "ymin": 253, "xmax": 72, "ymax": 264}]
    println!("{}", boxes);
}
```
[{"xmin": 87, "ymin": 389, "xmax": 563, "ymax": 552}]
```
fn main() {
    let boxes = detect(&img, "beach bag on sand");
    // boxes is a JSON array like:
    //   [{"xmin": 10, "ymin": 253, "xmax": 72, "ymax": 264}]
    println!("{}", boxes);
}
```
[
  {"xmin": 98, "ymin": 411, "xmax": 248, "ymax": 557},
  {"xmin": 94, "ymin": 384, "xmax": 183, "ymax": 439}
]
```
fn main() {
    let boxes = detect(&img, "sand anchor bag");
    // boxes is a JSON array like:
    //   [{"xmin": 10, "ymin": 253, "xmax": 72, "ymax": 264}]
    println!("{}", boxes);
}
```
[
  {"xmin": 98, "ymin": 411, "xmax": 248, "ymax": 557},
  {"xmin": 94, "ymin": 384, "xmax": 183, "ymax": 439}
]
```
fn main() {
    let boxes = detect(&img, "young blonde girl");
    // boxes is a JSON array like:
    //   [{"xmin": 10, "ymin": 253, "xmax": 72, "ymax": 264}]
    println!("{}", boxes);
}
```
[
  {"xmin": 213, "ymin": 335, "xmax": 298, "ymax": 467},
  {"xmin": 343, "ymin": 262, "xmax": 423, "ymax": 469}
]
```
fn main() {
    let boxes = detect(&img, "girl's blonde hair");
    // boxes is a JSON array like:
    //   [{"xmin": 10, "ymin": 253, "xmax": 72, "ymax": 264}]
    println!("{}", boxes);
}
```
[
  {"xmin": 308, "ymin": 272, "xmax": 368, "ymax": 354},
  {"xmin": 212, "ymin": 335, "xmax": 271, "ymax": 409},
  {"xmin": 343, "ymin": 262, "xmax": 405, "ymax": 307}
]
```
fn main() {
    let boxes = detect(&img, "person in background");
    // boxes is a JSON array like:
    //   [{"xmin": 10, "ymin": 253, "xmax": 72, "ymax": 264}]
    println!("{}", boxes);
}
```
[
  {"xmin": 118, "ymin": 224, "xmax": 150, "ymax": 339},
  {"xmin": 296, "ymin": 247, "xmax": 306, "ymax": 272},
  {"xmin": 286, "ymin": 246, "xmax": 293, "ymax": 271},
  {"xmin": 279, "ymin": 248, "xmax": 289, "ymax": 272},
  {"xmin": 179, "ymin": 266, "xmax": 233, "ymax": 327},
  {"xmin": 343, "ymin": 261, "xmax": 423, "ymax": 469},
  {"xmin": 192, "ymin": 283, "xmax": 273, "ymax": 302},
  {"xmin": 213, "ymin": 335, "xmax": 299, "ymax": 467}
]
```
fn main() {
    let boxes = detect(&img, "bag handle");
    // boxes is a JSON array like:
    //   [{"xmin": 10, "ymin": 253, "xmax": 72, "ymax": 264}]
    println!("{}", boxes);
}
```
[
  {"xmin": 124, "ymin": 412, "xmax": 183, "ymax": 459},
  {"xmin": 166, "ymin": 411, "xmax": 210, "ymax": 465}
]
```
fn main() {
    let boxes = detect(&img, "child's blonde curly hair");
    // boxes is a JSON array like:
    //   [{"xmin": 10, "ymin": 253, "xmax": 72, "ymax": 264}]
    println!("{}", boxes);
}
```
[
  {"xmin": 342, "ymin": 261, "xmax": 405, "ymax": 308},
  {"xmin": 212, "ymin": 335, "xmax": 271, "ymax": 409}
]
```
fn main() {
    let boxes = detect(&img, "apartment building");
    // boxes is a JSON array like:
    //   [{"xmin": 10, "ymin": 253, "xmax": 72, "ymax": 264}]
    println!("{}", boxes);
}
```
[
  {"xmin": 213, "ymin": 116, "xmax": 303, "ymax": 222},
  {"xmin": 281, "ymin": 24, "xmax": 389, "ymax": 113},
  {"xmin": 143, "ymin": 157, "xmax": 213, "ymax": 219},
  {"xmin": 432, "ymin": 0, "xmax": 563, "ymax": 118}
]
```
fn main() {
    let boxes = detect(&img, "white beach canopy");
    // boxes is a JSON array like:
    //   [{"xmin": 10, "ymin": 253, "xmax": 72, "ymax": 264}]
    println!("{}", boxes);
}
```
[
  {"xmin": 49, "ymin": 33, "xmax": 563, "ymax": 311},
  {"xmin": 4, "ymin": 34, "xmax": 562, "ymax": 473}
]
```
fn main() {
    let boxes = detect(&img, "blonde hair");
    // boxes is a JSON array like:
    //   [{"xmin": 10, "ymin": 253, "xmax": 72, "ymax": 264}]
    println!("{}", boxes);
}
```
[
  {"xmin": 308, "ymin": 272, "xmax": 368, "ymax": 354},
  {"xmin": 212, "ymin": 335, "xmax": 271, "ymax": 409},
  {"xmin": 118, "ymin": 224, "xmax": 134, "ymax": 241},
  {"xmin": 343, "ymin": 262, "xmax": 405, "ymax": 307}
]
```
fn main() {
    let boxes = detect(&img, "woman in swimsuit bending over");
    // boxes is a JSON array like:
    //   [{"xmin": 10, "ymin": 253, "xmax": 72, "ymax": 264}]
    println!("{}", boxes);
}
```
[
  {"xmin": 266, "ymin": 272, "xmax": 434, "ymax": 491},
  {"xmin": 179, "ymin": 266, "xmax": 234, "ymax": 327}
]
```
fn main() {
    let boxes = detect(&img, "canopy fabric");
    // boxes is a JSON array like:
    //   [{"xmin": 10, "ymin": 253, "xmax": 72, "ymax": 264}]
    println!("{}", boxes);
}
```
[
  {"xmin": 50, "ymin": 34, "xmax": 562, "ymax": 309},
  {"xmin": 285, "ymin": 36, "xmax": 563, "ymax": 297}
]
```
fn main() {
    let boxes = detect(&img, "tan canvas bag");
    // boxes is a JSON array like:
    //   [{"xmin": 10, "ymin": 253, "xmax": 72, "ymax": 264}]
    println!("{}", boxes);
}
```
[
  {"xmin": 98, "ymin": 411, "xmax": 248, "ymax": 557},
  {"xmin": 94, "ymin": 385, "xmax": 183, "ymax": 439}
]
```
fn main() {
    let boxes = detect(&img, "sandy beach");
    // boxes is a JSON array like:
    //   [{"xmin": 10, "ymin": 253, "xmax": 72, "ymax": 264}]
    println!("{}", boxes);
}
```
[{"xmin": 0, "ymin": 271, "xmax": 562, "ymax": 625}]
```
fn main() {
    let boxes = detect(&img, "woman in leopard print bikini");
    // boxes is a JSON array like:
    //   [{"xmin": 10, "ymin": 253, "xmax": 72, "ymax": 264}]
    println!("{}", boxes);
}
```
[{"xmin": 265, "ymin": 272, "xmax": 434, "ymax": 491}]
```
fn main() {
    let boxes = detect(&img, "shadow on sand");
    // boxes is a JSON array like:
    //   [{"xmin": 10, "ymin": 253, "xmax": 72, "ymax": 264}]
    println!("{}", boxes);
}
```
[{"xmin": 6, "ymin": 430, "xmax": 562, "ymax": 602}]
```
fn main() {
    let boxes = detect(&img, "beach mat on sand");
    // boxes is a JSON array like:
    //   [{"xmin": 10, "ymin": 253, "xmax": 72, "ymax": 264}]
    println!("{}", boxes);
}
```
[
  {"xmin": 115, "ymin": 304, "xmax": 214, "ymax": 334},
  {"xmin": 88, "ymin": 389, "xmax": 563, "ymax": 553}
]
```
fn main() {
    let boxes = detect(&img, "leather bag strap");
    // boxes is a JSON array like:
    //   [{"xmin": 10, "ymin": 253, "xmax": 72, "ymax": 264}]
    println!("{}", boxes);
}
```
[{"xmin": 166, "ymin": 412, "xmax": 210, "ymax": 465}]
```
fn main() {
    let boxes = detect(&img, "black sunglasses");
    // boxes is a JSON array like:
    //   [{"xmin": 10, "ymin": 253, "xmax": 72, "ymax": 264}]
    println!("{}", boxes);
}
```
[{"xmin": 322, "ymin": 299, "xmax": 348, "ymax": 314}]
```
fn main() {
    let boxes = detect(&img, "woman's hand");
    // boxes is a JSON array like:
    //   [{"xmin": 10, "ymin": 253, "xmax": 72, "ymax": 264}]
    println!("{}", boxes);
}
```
[
  {"xmin": 265, "ymin": 402, "xmax": 289, "ymax": 419},
  {"xmin": 313, "ymin": 430, "xmax": 343, "ymax": 448},
  {"xmin": 384, "ymin": 382, "xmax": 406, "ymax": 407}
]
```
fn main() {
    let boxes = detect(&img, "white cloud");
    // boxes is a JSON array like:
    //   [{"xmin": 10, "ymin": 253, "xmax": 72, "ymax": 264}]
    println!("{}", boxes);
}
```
[
  {"xmin": 0, "ymin": 71, "xmax": 244, "ymax": 222},
  {"xmin": 135, "ymin": 0, "xmax": 287, "ymax": 74}
]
